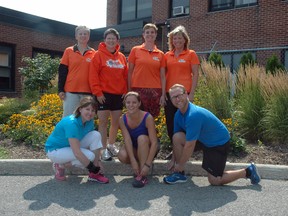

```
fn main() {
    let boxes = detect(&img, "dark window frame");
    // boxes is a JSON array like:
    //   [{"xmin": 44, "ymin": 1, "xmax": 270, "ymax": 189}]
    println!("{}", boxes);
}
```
[
  {"xmin": 32, "ymin": 48, "xmax": 63, "ymax": 59},
  {"xmin": 209, "ymin": 0, "xmax": 258, "ymax": 12},
  {"xmin": 170, "ymin": 0, "xmax": 190, "ymax": 18},
  {"xmin": 0, "ymin": 43, "xmax": 15, "ymax": 92},
  {"xmin": 120, "ymin": 0, "xmax": 152, "ymax": 23}
]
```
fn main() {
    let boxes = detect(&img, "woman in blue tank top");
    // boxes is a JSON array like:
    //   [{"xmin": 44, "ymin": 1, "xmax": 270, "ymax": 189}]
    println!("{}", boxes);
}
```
[{"xmin": 118, "ymin": 91, "xmax": 158, "ymax": 188}]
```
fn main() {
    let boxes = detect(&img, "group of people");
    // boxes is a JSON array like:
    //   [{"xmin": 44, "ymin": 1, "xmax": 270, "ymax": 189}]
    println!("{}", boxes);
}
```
[{"xmin": 45, "ymin": 24, "xmax": 261, "ymax": 188}]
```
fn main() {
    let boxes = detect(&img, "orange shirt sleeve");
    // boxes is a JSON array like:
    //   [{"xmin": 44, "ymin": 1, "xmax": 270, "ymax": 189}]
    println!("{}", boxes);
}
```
[{"xmin": 89, "ymin": 52, "xmax": 103, "ymax": 97}]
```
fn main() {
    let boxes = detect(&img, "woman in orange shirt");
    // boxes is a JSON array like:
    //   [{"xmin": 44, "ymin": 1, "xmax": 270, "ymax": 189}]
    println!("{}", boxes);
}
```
[
  {"xmin": 89, "ymin": 28, "xmax": 128, "ymax": 161},
  {"xmin": 128, "ymin": 23, "xmax": 166, "ymax": 118},
  {"xmin": 58, "ymin": 25, "xmax": 95, "ymax": 117},
  {"xmin": 165, "ymin": 25, "xmax": 200, "ymax": 154}
]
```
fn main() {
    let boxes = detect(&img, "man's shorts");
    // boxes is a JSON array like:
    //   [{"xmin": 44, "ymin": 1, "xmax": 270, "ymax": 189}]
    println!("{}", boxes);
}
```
[
  {"xmin": 97, "ymin": 92, "xmax": 123, "ymax": 111},
  {"xmin": 199, "ymin": 141, "xmax": 230, "ymax": 177}
]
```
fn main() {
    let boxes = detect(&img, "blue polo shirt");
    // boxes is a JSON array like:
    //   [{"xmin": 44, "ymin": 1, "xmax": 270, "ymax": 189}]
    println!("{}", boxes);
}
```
[
  {"xmin": 45, "ymin": 114, "xmax": 94, "ymax": 152},
  {"xmin": 174, "ymin": 103, "xmax": 230, "ymax": 147}
]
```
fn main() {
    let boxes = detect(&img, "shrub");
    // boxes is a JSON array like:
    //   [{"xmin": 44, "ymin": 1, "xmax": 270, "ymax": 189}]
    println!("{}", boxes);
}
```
[
  {"xmin": 0, "ymin": 97, "xmax": 33, "ymax": 124},
  {"xmin": 2, "ymin": 94, "xmax": 62, "ymax": 148},
  {"xmin": 208, "ymin": 52, "xmax": 225, "ymax": 69},
  {"xmin": 197, "ymin": 61, "xmax": 232, "ymax": 119},
  {"xmin": 19, "ymin": 54, "xmax": 60, "ymax": 93},
  {"xmin": 155, "ymin": 108, "xmax": 170, "ymax": 150},
  {"xmin": 265, "ymin": 55, "xmax": 285, "ymax": 75},
  {"xmin": 234, "ymin": 66, "xmax": 265, "ymax": 141},
  {"xmin": 240, "ymin": 52, "xmax": 256, "ymax": 69},
  {"xmin": 261, "ymin": 72, "xmax": 288, "ymax": 143}
]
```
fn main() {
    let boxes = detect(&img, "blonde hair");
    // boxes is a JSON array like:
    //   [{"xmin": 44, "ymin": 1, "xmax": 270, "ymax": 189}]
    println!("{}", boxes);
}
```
[
  {"xmin": 143, "ymin": 23, "xmax": 158, "ymax": 33},
  {"xmin": 167, "ymin": 25, "xmax": 190, "ymax": 51},
  {"xmin": 75, "ymin": 25, "xmax": 90, "ymax": 35},
  {"xmin": 74, "ymin": 96, "xmax": 97, "ymax": 118}
]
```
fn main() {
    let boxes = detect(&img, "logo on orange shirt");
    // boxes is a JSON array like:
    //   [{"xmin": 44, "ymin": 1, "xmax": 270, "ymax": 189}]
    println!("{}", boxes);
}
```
[
  {"xmin": 86, "ymin": 58, "xmax": 92, "ymax": 62},
  {"xmin": 106, "ymin": 59, "xmax": 125, "ymax": 69},
  {"xmin": 153, "ymin": 57, "xmax": 160, "ymax": 61},
  {"xmin": 178, "ymin": 59, "xmax": 186, "ymax": 63}
]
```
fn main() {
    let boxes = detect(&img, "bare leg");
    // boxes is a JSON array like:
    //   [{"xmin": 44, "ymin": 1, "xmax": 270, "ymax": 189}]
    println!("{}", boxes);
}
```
[
  {"xmin": 137, "ymin": 135, "xmax": 150, "ymax": 169},
  {"xmin": 118, "ymin": 146, "xmax": 131, "ymax": 164},
  {"xmin": 108, "ymin": 110, "xmax": 122, "ymax": 144},
  {"xmin": 172, "ymin": 132, "xmax": 186, "ymax": 165},
  {"xmin": 208, "ymin": 169, "xmax": 247, "ymax": 185},
  {"xmin": 97, "ymin": 110, "xmax": 110, "ymax": 148}
]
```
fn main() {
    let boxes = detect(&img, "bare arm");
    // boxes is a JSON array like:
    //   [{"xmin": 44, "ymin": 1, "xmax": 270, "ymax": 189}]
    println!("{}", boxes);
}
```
[
  {"xmin": 144, "ymin": 115, "xmax": 158, "ymax": 165},
  {"xmin": 119, "ymin": 116, "xmax": 139, "ymax": 174},
  {"xmin": 188, "ymin": 64, "xmax": 199, "ymax": 102},
  {"xmin": 127, "ymin": 62, "xmax": 135, "ymax": 91},
  {"xmin": 159, "ymin": 67, "xmax": 167, "ymax": 106},
  {"xmin": 140, "ymin": 114, "xmax": 158, "ymax": 176}
]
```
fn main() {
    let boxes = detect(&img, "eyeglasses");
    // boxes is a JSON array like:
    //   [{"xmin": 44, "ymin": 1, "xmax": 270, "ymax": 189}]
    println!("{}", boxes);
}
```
[{"xmin": 171, "ymin": 93, "xmax": 185, "ymax": 101}]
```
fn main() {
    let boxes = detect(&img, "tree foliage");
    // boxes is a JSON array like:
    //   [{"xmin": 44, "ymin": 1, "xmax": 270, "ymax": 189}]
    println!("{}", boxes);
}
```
[{"xmin": 19, "ymin": 54, "xmax": 60, "ymax": 93}]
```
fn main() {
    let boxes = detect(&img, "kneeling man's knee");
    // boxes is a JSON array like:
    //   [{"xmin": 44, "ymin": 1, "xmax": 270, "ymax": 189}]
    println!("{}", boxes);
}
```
[{"xmin": 208, "ymin": 175, "xmax": 222, "ymax": 186}]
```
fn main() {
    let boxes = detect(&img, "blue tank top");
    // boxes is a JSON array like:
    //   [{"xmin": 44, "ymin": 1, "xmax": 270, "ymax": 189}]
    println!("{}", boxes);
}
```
[{"xmin": 123, "ymin": 112, "xmax": 149, "ymax": 148}]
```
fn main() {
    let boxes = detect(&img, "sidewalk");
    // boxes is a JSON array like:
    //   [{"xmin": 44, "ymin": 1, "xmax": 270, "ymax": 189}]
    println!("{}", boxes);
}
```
[{"xmin": 0, "ymin": 159, "xmax": 287, "ymax": 180}]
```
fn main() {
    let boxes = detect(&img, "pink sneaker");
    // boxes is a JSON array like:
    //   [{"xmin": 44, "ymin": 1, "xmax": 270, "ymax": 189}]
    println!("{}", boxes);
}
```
[
  {"xmin": 88, "ymin": 172, "xmax": 109, "ymax": 184},
  {"xmin": 132, "ymin": 175, "xmax": 148, "ymax": 188},
  {"xmin": 52, "ymin": 163, "xmax": 66, "ymax": 181}
]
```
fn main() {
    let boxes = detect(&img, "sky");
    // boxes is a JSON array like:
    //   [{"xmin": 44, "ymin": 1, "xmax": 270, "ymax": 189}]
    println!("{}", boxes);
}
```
[{"xmin": 0, "ymin": 0, "xmax": 107, "ymax": 29}]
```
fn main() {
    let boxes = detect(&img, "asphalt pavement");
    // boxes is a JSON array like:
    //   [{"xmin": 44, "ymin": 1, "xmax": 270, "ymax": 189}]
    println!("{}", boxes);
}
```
[{"xmin": 1, "ymin": 159, "xmax": 288, "ymax": 215}]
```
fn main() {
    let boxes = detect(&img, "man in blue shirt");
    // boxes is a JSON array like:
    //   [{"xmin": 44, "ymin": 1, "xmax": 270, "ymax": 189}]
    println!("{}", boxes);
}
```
[{"xmin": 163, "ymin": 84, "xmax": 260, "ymax": 185}]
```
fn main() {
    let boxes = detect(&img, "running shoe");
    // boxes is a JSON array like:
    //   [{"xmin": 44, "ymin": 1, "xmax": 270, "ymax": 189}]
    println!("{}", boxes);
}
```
[
  {"xmin": 52, "ymin": 163, "xmax": 66, "ymax": 181},
  {"xmin": 107, "ymin": 144, "xmax": 119, "ymax": 157},
  {"xmin": 132, "ymin": 175, "xmax": 148, "ymax": 188},
  {"xmin": 101, "ymin": 148, "xmax": 112, "ymax": 161},
  {"xmin": 163, "ymin": 172, "xmax": 187, "ymax": 184},
  {"xmin": 248, "ymin": 163, "xmax": 261, "ymax": 184},
  {"xmin": 88, "ymin": 172, "xmax": 109, "ymax": 184}
]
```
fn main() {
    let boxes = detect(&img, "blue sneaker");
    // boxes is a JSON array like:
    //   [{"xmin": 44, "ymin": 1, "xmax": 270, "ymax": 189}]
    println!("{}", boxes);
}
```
[
  {"xmin": 248, "ymin": 163, "xmax": 261, "ymax": 184},
  {"xmin": 163, "ymin": 172, "xmax": 187, "ymax": 184}
]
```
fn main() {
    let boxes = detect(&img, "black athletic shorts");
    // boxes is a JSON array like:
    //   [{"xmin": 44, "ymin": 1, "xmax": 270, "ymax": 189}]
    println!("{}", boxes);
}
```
[
  {"xmin": 97, "ymin": 92, "xmax": 124, "ymax": 111},
  {"xmin": 199, "ymin": 140, "xmax": 230, "ymax": 177}
]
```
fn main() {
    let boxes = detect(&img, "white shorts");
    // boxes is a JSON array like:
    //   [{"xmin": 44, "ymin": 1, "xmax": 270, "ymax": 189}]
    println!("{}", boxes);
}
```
[{"xmin": 46, "ymin": 131, "xmax": 102, "ymax": 168}]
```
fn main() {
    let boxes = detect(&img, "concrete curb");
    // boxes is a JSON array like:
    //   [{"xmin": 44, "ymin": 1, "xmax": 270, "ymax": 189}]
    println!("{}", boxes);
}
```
[{"xmin": 0, "ymin": 159, "xmax": 287, "ymax": 180}]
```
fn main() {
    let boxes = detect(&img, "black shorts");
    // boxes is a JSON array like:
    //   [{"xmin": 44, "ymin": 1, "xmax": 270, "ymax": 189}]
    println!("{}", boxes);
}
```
[
  {"xmin": 199, "ymin": 141, "xmax": 230, "ymax": 177},
  {"xmin": 97, "ymin": 92, "xmax": 124, "ymax": 111}
]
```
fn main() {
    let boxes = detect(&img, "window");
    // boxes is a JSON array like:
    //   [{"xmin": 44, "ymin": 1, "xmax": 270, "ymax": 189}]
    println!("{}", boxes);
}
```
[
  {"xmin": 221, "ymin": 51, "xmax": 256, "ymax": 72},
  {"xmin": 121, "ymin": 0, "xmax": 152, "ymax": 22},
  {"xmin": 0, "ymin": 45, "xmax": 14, "ymax": 91},
  {"xmin": 209, "ymin": 0, "xmax": 257, "ymax": 11},
  {"xmin": 32, "ymin": 48, "xmax": 63, "ymax": 59},
  {"xmin": 171, "ymin": 0, "xmax": 190, "ymax": 17}
]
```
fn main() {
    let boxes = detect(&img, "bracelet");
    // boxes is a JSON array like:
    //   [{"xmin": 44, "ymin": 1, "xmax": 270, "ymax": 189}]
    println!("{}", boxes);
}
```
[{"xmin": 144, "ymin": 163, "xmax": 151, "ymax": 168}]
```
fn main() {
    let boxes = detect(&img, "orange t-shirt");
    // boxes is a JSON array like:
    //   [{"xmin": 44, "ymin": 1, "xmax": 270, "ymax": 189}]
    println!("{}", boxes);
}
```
[
  {"xmin": 165, "ymin": 49, "xmax": 200, "ymax": 92},
  {"xmin": 89, "ymin": 42, "xmax": 128, "ymax": 96},
  {"xmin": 128, "ymin": 44, "xmax": 165, "ymax": 88},
  {"xmin": 61, "ymin": 45, "xmax": 95, "ymax": 93}
]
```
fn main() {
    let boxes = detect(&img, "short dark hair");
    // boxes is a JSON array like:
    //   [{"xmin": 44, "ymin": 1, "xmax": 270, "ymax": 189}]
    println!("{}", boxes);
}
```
[{"xmin": 104, "ymin": 28, "xmax": 120, "ymax": 40}]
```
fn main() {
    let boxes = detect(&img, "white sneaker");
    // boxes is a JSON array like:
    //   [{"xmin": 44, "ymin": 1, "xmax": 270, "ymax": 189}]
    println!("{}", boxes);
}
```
[
  {"xmin": 107, "ymin": 144, "xmax": 119, "ymax": 157},
  {"xmin": 101, "ymin": 149, "xmax": 112, "ymax": 161}
]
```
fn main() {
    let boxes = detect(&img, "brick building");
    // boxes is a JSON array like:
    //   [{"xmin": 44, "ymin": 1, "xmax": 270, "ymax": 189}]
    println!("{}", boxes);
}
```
[
  {"xmin": 1, "ymin": 1, "xmax": 288, "ymax": 98},
  {"xmin": 0, "ymin": 7, "xmax": 104, "ymax": 97},
  {"xmin": 106, "ymin": 0, "xmax": 288, "ymax": 71}
]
